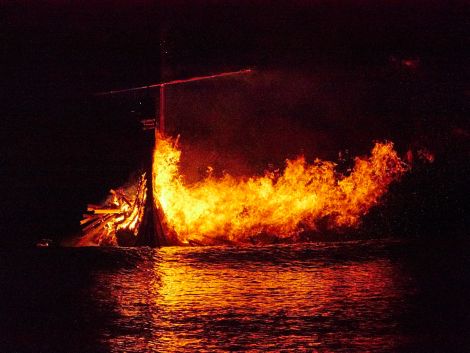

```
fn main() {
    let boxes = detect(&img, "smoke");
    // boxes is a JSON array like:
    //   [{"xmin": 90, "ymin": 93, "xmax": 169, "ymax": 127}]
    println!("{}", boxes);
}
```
[
  {"xmin": 165, "ymin": 69, "xmax": 312, "ymax": 181},
  {"xmin": 161, "ymin": 67, "xmax": 412, "ymax": 182}
]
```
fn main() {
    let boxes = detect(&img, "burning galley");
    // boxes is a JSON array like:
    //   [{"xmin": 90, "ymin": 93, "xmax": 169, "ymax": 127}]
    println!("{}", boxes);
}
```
[{"xmin": 78, "ymin": 70, "xmax": 408, "ymax": 247}]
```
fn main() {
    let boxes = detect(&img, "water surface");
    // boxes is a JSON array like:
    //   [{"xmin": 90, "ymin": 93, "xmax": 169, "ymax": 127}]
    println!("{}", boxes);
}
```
[{"xmin": 1, "ymin": 239, "xmax": 468, "ymax": 352}]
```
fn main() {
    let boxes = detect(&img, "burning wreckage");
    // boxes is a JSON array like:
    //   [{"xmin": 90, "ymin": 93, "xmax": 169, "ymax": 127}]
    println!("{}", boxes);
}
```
[{"xmin": 78, "ymin": 70, "xmax": 411, "ymax": 247}]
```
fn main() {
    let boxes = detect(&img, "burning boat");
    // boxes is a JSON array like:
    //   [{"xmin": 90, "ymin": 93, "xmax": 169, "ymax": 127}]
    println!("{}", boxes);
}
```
[
  {"xmin": 78, "ymin": 70, "xmax": 408, "ymax": 247},
  {"xmin": 79, "ymin": 133, "xmax": 407, "ymax": 247}
]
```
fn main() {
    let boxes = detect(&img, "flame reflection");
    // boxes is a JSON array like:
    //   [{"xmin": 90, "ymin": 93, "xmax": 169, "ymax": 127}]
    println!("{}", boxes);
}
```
[{"xmin": 92, "ymin": 243, "xmax": 412, "ymax": 352}]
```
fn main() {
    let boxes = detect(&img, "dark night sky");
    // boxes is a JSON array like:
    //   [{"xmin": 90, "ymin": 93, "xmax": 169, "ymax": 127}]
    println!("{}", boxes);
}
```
[{"xmin": 0, "ymin": 1, "xmax": 468, "ymax": 245}]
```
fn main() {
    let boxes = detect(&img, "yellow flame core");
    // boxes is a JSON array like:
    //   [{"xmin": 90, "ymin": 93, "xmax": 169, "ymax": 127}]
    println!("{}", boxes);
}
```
[{"xmin": 153, "ymin": 134, "xmax": 407, "ymax": 244}]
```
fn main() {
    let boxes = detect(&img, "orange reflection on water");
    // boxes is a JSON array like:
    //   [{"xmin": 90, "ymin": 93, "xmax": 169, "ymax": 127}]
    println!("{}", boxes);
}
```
[{"xmin": 94, "ymin": 243, "xmax": 410, "ymax": 352}]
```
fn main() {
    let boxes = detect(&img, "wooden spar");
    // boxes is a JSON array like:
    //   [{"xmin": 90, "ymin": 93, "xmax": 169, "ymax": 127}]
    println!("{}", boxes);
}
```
[
  {"xmin": 92, "ymin": 209, "xmax": 121, "ymax": 214},
  {"xmin": 80, "ymin": 215, "xmax": 99, "ymax": 225},
  {"xmin": 95, "ymin": 69, "xmax": 252, "ymax": 96},
  {"xmin": 97, "ymin": 68, "xmax": 253, "ymax": 145}
]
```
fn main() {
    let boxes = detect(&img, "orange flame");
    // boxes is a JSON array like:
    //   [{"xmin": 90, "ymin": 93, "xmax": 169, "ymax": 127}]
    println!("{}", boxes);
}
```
[
  {"xmin": 78, "ymin": 174, "xmax": 147, "ymax": 246},
  {"xmin": 153, "ymin": 134, "xmax": 407, "ymax": 244}
]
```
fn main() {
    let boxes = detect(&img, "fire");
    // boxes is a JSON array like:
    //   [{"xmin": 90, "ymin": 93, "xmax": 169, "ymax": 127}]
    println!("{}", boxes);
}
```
[
  {"xmin": 78, "ymin": 174, "xmax": 147, "ymax": 246},
  {"xmin": 153, "ymin": 134, "xmax": 408, "ymax": 244}
]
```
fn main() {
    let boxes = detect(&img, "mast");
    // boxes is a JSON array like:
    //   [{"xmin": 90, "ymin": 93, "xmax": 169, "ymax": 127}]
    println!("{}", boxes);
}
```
[{"xmin": 159, "ymin": 84, "xmax": 166, "ymax": 138}]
